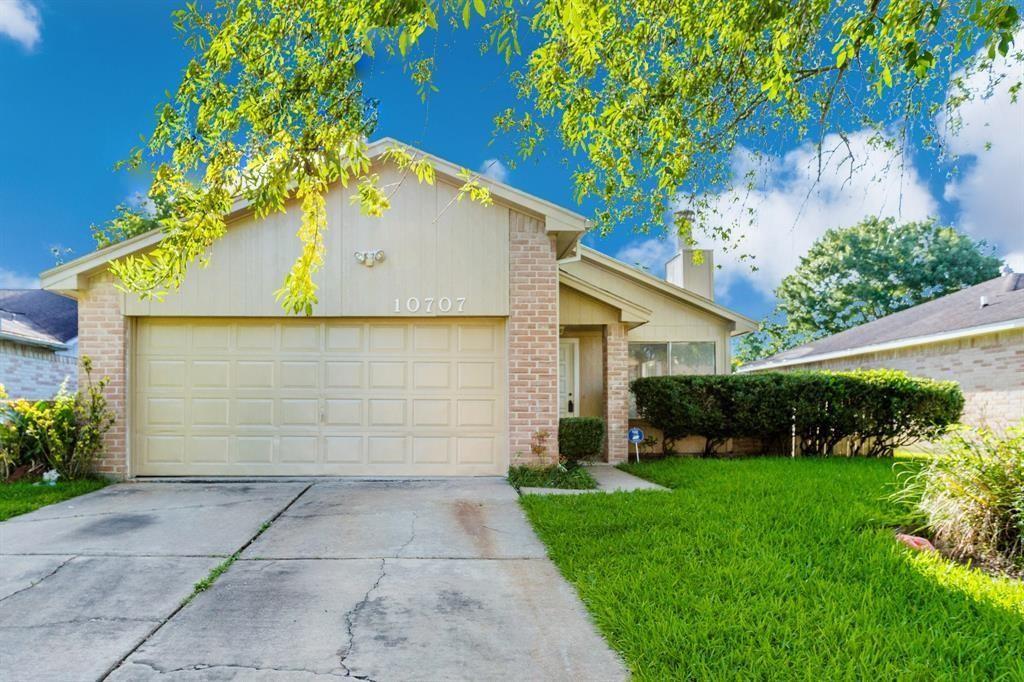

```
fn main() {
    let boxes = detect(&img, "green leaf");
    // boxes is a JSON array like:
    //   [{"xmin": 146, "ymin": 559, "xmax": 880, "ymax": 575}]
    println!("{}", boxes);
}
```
[
  {"xmin": 474, "ymin": 0, "xmax": 486, "ymax": 17},
  {"xmin": 462, "ymin": 1, "xmax": 471, "ymax": 28}
]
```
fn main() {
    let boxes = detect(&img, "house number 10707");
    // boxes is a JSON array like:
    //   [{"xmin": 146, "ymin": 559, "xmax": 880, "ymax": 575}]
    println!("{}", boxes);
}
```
[{"xmin": 393, "ymin": 296, "xmax": 466, "ymax": 313}]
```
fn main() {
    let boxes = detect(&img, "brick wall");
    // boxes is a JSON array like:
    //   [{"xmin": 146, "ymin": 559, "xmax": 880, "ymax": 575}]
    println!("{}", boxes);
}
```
[
  {"xmin": 78, "ymin": 273, "xmax": 129, "ymax": 479},
  {"xmin": 0, "ymin": 340, "xmax": 77, "ymax": 400},
  {"xmin": 604, "ymin": 322, "xmax": 630, "ymax": 462},
  {"xmin": 786, "ymin": 328, "xmax": 1024, "ymax": 432},
  {"xmin": 508, "ymin": 211, "xmax": 560, "ymax": 466}
]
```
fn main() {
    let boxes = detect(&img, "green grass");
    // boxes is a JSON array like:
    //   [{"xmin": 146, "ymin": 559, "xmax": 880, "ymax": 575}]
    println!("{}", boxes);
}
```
[
  {"xmin": 520, "ymin": 457, "xmax": 1024, "ymax": 680},
  {"xmin": 507, "ymin": 462, "xmax": 598, "ymax": 490},
  {"xmin": 0, "ymin": 478, "xmax": 108, "ymax": 521}
]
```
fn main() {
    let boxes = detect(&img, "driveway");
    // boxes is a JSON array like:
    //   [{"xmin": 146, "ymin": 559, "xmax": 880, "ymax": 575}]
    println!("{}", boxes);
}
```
[{"xmin": 0, "ymin": 479, "xmax": 627, "ymax": 681}]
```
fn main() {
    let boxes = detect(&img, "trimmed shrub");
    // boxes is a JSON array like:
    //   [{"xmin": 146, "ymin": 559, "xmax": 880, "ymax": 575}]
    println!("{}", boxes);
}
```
[
  {"xmin": 558, "ymin": 417, "xmax": 606, "ymax": 460},
  {"xmin": 896, "ymin": 423, "xmax": 1024, "ymax": 567},
  {"xmin": 631, "ymin": 370, "xmax": 963, "ymax": 457}
]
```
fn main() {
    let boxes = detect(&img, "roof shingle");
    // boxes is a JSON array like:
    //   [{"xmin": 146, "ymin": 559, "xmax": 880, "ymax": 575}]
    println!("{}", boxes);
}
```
[
  {"xmin": 742, "ymin": 273, "xmax": 1024, "ymax": 370},
  {"xmin": 0, "ymin": 289, "xmax": 78, "ymax": 347}
]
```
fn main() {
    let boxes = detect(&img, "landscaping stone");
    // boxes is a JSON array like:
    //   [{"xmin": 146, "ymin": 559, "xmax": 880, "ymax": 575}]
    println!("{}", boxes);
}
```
[{"xmin": 896, "ymin": 533, "xmax": 937, "ymax": 552}]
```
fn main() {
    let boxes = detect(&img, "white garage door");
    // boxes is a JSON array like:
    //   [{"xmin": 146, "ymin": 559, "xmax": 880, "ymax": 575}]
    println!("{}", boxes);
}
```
[{"xmin": 133, "ymin": 318, "xmax": 507, "ymax": 476}]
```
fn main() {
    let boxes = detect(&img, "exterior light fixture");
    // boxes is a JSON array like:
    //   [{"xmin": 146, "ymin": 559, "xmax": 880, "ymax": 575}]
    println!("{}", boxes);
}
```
[{"xmin": 354, "ymin": 250, "xmax": 386, "ymax": 268}]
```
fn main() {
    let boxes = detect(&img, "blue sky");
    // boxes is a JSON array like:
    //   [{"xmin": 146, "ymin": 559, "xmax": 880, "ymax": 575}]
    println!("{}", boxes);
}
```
[{"xmin": 1, "ymin": 1, "xmax": 1021, "ymax": 322}]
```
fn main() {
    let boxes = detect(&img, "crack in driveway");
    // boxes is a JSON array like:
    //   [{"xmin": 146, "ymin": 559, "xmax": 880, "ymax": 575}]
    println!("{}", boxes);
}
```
[
  {"xmin": 126, "ymin": 659, "xmax": 348, "ymax": 678},
  {"xmin": 98, "ymin": 483, "xmax": 314, "ymax": 680},
  {"xmin": 337, "ymin": 558, "xmax": 387, "ymax": 682},
  {"xmin": 0, "ymin": 555, "xmax": 76, "ymax": 604}
]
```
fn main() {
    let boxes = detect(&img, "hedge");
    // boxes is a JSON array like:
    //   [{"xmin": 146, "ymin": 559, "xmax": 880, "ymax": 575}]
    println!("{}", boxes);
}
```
[
  {"xmin": 631, "ymin": 370, "xmax": 964, "ymax": 457},
  {"xmin": 558, "ymin": 417, "xmax": 606, "ymax": 461}
]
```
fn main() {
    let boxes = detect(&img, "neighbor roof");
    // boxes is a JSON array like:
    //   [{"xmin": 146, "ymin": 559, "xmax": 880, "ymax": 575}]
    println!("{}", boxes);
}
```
[
  {"xmin": 0, "ymin": 290, "xmax": 78, "ymax": 349},
  {"xmin": 741, "ymin": 273, "xmax": 1024, "ymax": 371}
]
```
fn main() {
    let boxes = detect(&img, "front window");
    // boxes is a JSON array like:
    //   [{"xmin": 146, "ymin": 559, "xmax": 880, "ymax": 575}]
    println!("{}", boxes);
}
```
[{"xmin": 628, "ymin": 341, "xmax": 716, "ymax": 416}]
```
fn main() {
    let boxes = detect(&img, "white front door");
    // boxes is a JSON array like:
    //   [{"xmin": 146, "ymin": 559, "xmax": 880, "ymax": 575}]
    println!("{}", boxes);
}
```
[{"xmin": 558, "ymin": 339, "xmax": 579, "ymax": 417}]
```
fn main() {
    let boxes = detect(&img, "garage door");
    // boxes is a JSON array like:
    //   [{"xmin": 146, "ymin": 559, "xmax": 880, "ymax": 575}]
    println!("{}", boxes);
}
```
[{"xmin": 133, "ymin": 318, "xmax": 507, "ymax": 476}]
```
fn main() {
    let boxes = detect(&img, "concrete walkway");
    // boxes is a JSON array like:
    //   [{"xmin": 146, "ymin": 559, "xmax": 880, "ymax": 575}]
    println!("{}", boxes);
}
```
[{"xmin": 0, "ymin": 479, "xmax": 627, "ymax": 681}]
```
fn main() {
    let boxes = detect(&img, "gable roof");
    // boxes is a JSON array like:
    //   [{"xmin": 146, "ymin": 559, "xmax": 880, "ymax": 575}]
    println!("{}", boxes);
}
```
[
  {"xmin": 741, "ymin": 273, "xmax": 1024, "ymax": 371},
  {"xmin": 570, "ymin": 246, "xmax": 757, "ymax": 334},
  {"xmin": 40, "ymin": 138, "xmax": 588, "ymax": 293},
  {"xmin": 559, "ymin": 269, "xmax": 653, "ymax": 327},
  {"xmin": 0, "ymin": 290, "xmax": 78, "ymax": 349}
]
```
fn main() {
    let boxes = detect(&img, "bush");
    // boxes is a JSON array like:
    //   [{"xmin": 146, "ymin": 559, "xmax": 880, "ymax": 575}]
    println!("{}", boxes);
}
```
[
  {"xmin": 558, "ymin": 417, "xmax": 606, "ymax": 460},
  {"xmin": 896, "ymin": 424, "xmax": 1024, "ymax": 568},
  {"xmin": 0, "ymin": 358, "xmax": 115, "ymax": 480},
  {"xmin": 631, "ymin": 370, "xmax": 963, "ymax": 457},
  {"xmin": 507, "ymin": 462, "xmax": 598, "ymax": 490}
]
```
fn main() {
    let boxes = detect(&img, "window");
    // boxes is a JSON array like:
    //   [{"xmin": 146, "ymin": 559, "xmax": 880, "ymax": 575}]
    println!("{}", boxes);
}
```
[{"xmin": 628, "ymin": 341, "xmax": 716, "ymax": 416}]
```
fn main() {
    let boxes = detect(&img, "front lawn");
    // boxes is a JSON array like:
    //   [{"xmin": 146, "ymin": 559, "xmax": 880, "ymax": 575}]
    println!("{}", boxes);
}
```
[
  {"xmin": 0, "ymin": 479, "xmax": 108, "ymax": 521},
  {"xmin": 520, "ymin": 457, "xmax": 1024, "ymax": 680}
]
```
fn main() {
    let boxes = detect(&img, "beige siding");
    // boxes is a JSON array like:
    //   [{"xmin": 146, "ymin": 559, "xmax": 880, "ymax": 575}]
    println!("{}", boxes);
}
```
[
  {"xmin": 125, "ymin": 164, "xmax": 510, "ymax": 317},
  {"xmin": 559, "ymin": 285, "xmax": 621, "ymax": 326},
  {"xmin": 560, "ymin": 260, "xmax": 734, "ymax": 373}
]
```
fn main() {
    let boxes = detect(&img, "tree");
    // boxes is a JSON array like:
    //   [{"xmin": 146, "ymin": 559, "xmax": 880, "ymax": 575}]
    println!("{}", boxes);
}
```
[
  {"xmin": 103, "ymin": 0, "xmax": 1020, "ymax": 314},
  {"xmin": 735, "ymin": 217, "xmax": 1003, "ymax": 363}
]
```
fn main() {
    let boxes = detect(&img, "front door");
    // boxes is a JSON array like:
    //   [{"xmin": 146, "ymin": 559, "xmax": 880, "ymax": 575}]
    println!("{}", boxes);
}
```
[{"xmin": 558, "ymin": 339, "xmax": 578, "ymax": 417}]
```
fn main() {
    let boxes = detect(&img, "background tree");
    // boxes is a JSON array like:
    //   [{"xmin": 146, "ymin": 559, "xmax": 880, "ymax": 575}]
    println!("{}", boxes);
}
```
[
  {"xmin": 735, "ymin": 217, "xmax": 1003, "ymax": 364},
  {"xmin": 102, "ymin": 0, "xmax": 1021, "ymax": 314}
]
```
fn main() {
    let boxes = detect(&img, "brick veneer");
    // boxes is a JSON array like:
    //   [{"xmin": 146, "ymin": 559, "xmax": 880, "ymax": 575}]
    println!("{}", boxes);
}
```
[
  {"xmin": 78, "ymin": 273, "xmax": 129, "ymax": 479},
  {"xmin": 777, "ymin": 329, "xmax": 1024, "ymax": 432},
  {"xmin": 0, "ymin": 340, "xmax": 77, "ymax": 400},
  {"xmin": 603, "ymin": 322, "xmax": 630, "ymax": 462},
  {"xmin": 507, "ymin": 211, "xmax": 560, "ymax": 466}
]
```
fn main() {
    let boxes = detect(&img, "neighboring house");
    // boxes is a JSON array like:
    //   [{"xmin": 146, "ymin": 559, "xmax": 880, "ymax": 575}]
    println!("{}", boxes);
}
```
[
  {"xmin": 740, "ymin": 271, "xmax": 1024, "ymax": 431},
  {"xmin": 39, "ymin": 138, "xmax": 754, "ymax": 479},
  {"xmin": 0, "ymin": 289, "xmax": 79, "ymax": 399}
]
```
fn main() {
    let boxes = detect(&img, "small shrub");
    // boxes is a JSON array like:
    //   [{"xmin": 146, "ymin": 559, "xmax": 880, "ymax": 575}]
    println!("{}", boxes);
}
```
[
  {"xmin": 507, "ymin": 462, "xmax": 598, "ymax": 490},
  {"xmin": 558, "ymin": 417, "xmax": 606, "ymax": 460},
  {"xmin": 0, "ymin": 358, "xmax": 115, "ymax": 480},
  {"xmin": 896, "ymin": 423, "xmax": 1024, "ymax": 567}
]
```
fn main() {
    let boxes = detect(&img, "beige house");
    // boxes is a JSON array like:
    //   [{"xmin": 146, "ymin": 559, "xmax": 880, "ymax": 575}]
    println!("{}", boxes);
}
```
[
  {"xmin": 40, "ymin": 139, "xmax": 754, "ymax": 479},
  {"xmin": 741, "ymin": 272, "xmax": 1024, "ymax": 432}
]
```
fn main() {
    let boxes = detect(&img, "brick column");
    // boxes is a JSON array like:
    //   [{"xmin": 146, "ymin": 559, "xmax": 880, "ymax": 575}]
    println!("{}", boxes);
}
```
[
  {"xmin": 78, "ymin": 273, "xmax": 129, "ymax": 479},
  {"xmin": 604, "ymin": 322, "xmax": 629, "ymax": 463},
  {"xmin": 507, "ymin": 211, "xmax": 560, "ymax": 466}
]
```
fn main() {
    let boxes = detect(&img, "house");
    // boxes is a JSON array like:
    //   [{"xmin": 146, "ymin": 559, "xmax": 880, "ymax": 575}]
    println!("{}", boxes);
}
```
[
  {"xmin": 39, "ymin": 139, "xmax": 754, "ymax": 479},
  {"xmin": 0, "ymin": 289, "xmax": 78, "ymax": 400},
  {"xmin": 740, "ymin": 270, "xmax": 1024, "ymax": 431}
]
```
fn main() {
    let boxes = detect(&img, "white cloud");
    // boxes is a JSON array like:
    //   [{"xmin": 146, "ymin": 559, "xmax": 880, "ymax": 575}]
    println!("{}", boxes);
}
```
[
  {"xmin": 0, "ymin": 267, "xmax": 40, "ymax": 288},
  {"xmin": 940, "ymin": 30, "xmax": 1024, "ymax": 261},
  {"xmin": 615, "ymin": 236, "xmax": 677, "ymax": 276},
  {"xmin": 705, "ymin": 131, "xmax": 937, "ymax": 298},
  {"xmin": 1005, "ymin": 251, "xmax": 1024, "ymax": 273},
  {"xmin": 125, "ymin": 191, "xmax": 157, "ymax": 217},
  {"xmin": 480, "ymin": 158, "xmax": 509, "ymax": 183},
  {"xmin": 0, "ymin": 0, "xmax": 41, "ymax": 50}
]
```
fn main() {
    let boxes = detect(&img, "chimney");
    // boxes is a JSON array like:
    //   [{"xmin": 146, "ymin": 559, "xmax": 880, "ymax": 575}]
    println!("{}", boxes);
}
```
[
  {"xmin": 1002, "ymin": 268, "xmax": 1022, "ymax": 293},
  {"xmin": 665, "ymin": 210, "xmax": 714, "ymax": 300}
]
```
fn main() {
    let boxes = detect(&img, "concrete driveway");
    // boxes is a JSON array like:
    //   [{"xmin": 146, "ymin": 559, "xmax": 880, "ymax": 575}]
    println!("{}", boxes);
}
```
[{"xmin": 0, "ymin": 479, "xmax": 627, "ymax": 681}]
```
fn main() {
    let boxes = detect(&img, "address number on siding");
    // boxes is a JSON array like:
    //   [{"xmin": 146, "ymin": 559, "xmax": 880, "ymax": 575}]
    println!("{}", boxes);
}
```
[{"xmin": 393, "ymin": 296, "xmax": 467, "ymax": 313}]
